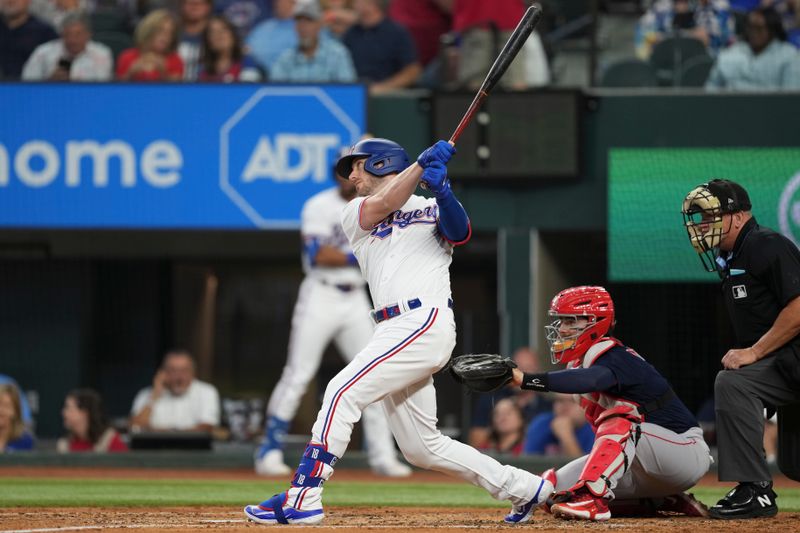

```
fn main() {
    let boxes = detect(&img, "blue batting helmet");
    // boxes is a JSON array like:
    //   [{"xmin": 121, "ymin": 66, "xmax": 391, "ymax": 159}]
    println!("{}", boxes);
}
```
[{"xmin": 335, "ymin": 138, "xmax": 410, "ymax": 178}]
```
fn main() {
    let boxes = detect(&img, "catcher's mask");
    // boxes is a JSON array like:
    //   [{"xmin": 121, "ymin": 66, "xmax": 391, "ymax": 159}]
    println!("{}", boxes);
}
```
[
  {"xmin": 545, "ymin": 286, "xmax": 615, "ymax": 365},
  {"xmin": 335, "ymin": 138, "xmax": 410, "ymax": 178},
  {"xmin": 682, "ymin": 179, "xmax": 751, "ymax": 277}
]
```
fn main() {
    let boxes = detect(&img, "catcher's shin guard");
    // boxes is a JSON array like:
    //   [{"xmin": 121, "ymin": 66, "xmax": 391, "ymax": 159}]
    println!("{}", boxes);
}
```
[{"xmin": 568, "ymin": 408, "xmax": 638, "ymax": 498}]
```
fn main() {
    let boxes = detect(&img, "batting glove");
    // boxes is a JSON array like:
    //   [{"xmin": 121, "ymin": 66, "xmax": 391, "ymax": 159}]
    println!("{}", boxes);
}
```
[
  {"xmin": 420, "ymin": 161, "xmax": 450, "ymax": 196},
  {"xmin": 417, "ymin": 140, "xmax": 455, "ymax": 169}
]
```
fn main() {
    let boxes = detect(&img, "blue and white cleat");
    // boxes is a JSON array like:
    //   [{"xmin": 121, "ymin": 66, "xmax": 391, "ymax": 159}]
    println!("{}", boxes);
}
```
[
  {"xmin": 504, "ymin": 478, "xmax": 555, "ymax": 524},
  {"xmin": 244, "ymin": 493, "xmax": 324, "ymax": 525}
]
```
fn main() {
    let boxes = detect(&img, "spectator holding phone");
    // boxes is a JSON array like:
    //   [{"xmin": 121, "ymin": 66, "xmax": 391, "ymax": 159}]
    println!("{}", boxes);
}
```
[{"xmin": 22, "ymin": 12, "xmax": 112, "ymax": 80}]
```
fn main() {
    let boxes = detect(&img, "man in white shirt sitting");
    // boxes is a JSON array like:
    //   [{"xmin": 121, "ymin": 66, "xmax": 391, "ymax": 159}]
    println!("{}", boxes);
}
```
[
  {"xmin": 21, "ymin": 11, "xmax": 112, "ymax": 81},
  {"xmin": 130, "ymin": 349, "xmax": 220, "ymax": 433}
]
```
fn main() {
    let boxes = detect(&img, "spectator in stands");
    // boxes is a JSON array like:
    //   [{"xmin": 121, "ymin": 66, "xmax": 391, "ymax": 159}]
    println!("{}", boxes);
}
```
[
  {"xmin": 343, "ymin": 0, "xmax": 421, "ymax": 93},
  {"xmin": 468, "ymin": 347, "xmax": 551, "ymax": 448},
  {"xmin": 0, "ymin": 0, "xmax": 58, "ymax": 79},
  {"xmin": 479, "ymin": 398, "xmax": 526, "ymax": 455},
  {"xmin": 636, "ymin": 0, "xmax": 735, "ymax": 59},
  {"xmin": 451, "ymin": 0, "xmax": 527, "ymax": 90},
  {"xmin": 116, "ymin": 8, "xmax": 183, "ymax": 80},
  {"xmin": 57, "ymin": 388, "xmax": 128, "ymax": 453},
  {"xmin": 177, "ymin": 0, "xmax": 211, "ymax": 80},
  {"xmin": 246, "ymin": 0, "xmax": 298, "ymax": 74},
  {"xmin": 0, "ymin": 374, "xmax": 33, "ymax": 428},
  {"xmin": 29, "ymin": 0, "xmax": 84, "ymax": 30},
  {"xmin": 706, "ymin": 6, "xmax": 800, "ymax": 88},
  {"xmin": 0, "ymin": 383, "xmax": 34, "ymax": 452},
  {"xmin": 270, "ymin": 0, "xmax": 356, "ymax": 82},
  {"xmin": 215, "ymin": 0, "xmax": 271, "ymax": 37},
  {"xmin": 130, "ymin": 349, "xmax": 220, "ymax": 432},
  {"xmin": 522, "ymin": 393, "xmax": 595, "ymax": 457},
  {"xmin": 321, "ymin": 0, "xmax": 355, "ymax": 38},
  {"xmin": 198, "ymin": 14, "xmax": 261, "ymax": 81},
  {"xmin": 388, "ymin": 0, "xmax": 451, "ymax": 68},
  {"xmin": 22, "ymin": 12, "xmax": 113, "ymax": 80}
]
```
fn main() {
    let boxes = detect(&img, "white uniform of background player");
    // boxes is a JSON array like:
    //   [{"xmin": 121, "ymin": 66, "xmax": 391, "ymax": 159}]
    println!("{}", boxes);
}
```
[
  {"xmin": 245, "ymin": 138, "xmax": 553, "ymax": 526},
  {"xmin": 254, "ymin": 175, "xmax": 411, "ymax": 478}
]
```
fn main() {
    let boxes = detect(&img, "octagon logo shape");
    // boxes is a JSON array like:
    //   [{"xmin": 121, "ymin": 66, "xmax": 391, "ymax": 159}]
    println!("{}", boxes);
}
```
[{"xmin": 220, "ymin": 87, "xmax": 361, "ymax": 228}]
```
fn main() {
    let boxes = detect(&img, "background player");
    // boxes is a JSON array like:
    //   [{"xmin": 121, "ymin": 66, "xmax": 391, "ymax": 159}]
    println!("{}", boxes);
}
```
[
  {"xmin": 254, "ymin": 165, "xmax": 411, "ymax": 478},
  {"xmin": 511, "ymin": 286, "xmax": 711, "ymax": 521},
  {"xmin": 244, "ymin": 138, "xmax": 553, "ymax": 525}
]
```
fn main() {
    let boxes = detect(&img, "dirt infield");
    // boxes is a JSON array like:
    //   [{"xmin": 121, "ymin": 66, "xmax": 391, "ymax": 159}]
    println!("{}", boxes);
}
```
[
  {"xmin": 1, "ymin": 468, "xmax": 798, "ymax": 532},
  {"xmin": 2, "ymin": 506, "xmax": 800, "ymax": 532}
]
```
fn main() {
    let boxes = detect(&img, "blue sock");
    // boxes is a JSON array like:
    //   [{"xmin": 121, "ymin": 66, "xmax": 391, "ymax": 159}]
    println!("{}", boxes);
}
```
[{"xmin": 259, "ymin": 416, "xmax": 289, "ymax": 453}]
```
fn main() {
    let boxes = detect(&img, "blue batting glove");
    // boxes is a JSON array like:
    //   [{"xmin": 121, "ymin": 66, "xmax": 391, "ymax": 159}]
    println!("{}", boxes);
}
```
[
  {"xmin": 417, "ymin": 140, "xmax": 455, "ymax": 168},
  {"xmin": 420, "ymin": 161, "xmax": 450, "ymax": 196}
]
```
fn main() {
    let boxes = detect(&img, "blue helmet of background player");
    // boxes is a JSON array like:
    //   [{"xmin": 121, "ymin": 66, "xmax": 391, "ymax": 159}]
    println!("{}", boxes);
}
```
[{"xmin": 335, "ymin": 138, "xmax": 410, "ymax": 179}]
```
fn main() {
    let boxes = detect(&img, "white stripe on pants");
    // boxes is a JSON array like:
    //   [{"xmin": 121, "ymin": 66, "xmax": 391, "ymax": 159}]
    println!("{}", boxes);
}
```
[{"xmin": 310, "ymin": 306, "xmax": 541, "ymax": 506}]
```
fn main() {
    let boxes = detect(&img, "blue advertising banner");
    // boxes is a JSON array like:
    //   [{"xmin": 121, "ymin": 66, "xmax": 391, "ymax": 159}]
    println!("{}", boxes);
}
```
[{"xmin": 0, "ymin": 84, "xmax": 365, "ymax": 229}]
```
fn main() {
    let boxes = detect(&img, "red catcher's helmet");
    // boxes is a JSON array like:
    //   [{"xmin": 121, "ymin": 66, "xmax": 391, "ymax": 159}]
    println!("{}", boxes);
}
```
[{"xmin": 545, "ymin": 286, "xmax": 615, "ymax": 365}]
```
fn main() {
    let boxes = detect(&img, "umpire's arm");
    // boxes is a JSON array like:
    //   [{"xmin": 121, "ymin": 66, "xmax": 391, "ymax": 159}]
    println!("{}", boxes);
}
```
[{"xmin": 722, "ymin": 295, "xmax": 800, "ymax": 369}]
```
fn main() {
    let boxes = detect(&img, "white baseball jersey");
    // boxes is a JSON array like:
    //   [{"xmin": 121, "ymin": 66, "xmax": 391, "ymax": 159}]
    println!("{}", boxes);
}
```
[
  {"xmin": 341, "ymin": 195, "xmax": 453, "ymax": 308},
  {"xmin": 302, "ymin": 187, "xmax": 364, "ymax": 287}
]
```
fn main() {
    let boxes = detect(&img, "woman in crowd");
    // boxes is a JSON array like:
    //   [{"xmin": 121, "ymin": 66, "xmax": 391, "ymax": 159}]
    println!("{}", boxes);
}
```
[
  {"xmin": 58, "ymin": 388, "xmax": 128, "ymax": 453},
  {"xmin": 117, "ymin": 8, "xmax": 183, "ymax": 81},
  {"xmin": 198, "ymin": 15, "xmax": 261, "ymax": 82},
  {"xmin": 483, "ymin": 398, "xmax": 526, "ymax": 455},
  {"xmin": 0, "ymin": 384, "xmax": 34, "ymax": 452}
]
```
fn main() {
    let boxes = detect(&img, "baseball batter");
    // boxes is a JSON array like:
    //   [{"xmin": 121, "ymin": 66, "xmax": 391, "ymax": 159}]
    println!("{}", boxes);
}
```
[
  {"xmin": 245, "ymin": 138, "xmax": 553, "ymax": 525},
  {"xmin": 254, "ymin": 173, "xmax": 411, "ymax": 478},
  {"xmin": 512, "ymin": 286, "xmax": 712, "ymax": 521}
]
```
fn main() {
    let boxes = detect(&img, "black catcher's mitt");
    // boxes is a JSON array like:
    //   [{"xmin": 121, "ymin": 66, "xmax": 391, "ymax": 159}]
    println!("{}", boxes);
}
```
[{"xmin": 448, "ymin": 353, "xmax": 517, "ymax": 393}]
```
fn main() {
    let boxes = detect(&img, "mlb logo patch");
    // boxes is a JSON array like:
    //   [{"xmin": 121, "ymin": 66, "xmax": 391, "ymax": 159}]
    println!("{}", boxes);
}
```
[{"xmin": 733, "ymin": 285, "xmax": 748, "ymax": 299}]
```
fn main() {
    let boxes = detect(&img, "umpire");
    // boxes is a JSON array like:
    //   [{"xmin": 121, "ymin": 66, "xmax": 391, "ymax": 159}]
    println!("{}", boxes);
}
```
[{"xmin": 682, "ymin": 179, "xmax": 800, "ymax": 519}]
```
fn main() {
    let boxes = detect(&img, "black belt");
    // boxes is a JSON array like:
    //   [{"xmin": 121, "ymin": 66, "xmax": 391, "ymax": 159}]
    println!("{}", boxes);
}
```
[
  {"xmin": 319, "ymin": 279, "xmax": 357, "ymax": 292},
  {"xmin": 371, "ymin": 298, "xmax": 453, "ymax": 324}
]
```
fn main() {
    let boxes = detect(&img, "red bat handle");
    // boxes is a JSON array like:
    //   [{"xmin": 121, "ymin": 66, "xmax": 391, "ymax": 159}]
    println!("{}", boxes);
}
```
[{"xmin": 449, "ymin": 90, "xmax": 488, "ymax": 145}]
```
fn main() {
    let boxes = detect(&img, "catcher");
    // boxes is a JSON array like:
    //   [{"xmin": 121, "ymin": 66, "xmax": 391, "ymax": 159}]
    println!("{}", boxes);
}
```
[{"xmin": 451, "ymin": 286, "xmax": 712, "ymax": 522}]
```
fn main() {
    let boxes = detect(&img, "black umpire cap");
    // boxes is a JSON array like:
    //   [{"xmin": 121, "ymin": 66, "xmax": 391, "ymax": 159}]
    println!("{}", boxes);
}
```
[{"xmin": 705, "ymin": 179, "xmax": 752, "ymax": 213}]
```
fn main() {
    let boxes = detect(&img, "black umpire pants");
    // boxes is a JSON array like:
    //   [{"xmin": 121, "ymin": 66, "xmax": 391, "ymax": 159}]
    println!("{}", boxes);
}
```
[{"xmin": 715, "ymin": 353, "xmax": 800, "ymax": 482}]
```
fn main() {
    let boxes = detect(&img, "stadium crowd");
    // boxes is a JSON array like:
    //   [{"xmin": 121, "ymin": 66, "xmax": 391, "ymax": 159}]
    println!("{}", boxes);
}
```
[{"xmin": 2, "ymin": 0, "xmax": 800, "ymax": 88}]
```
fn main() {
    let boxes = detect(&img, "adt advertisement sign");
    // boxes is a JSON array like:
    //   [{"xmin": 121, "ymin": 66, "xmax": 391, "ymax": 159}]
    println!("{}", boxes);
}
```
[{"xmin": 0, "ymin": 84, "xmax": 365, "ymax": 229}]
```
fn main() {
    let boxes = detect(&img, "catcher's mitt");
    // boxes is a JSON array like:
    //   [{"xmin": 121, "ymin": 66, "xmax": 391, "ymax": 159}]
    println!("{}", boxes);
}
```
[{"xmin": 448, "ymin": 353, "xmax": 517, "ymax": 393}]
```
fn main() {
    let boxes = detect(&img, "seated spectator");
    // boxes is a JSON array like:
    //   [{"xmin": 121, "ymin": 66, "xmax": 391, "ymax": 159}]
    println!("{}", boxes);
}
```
[
  {"xmin": 198, "ymin": 14, "xmax": 261, "ymax": 81},
  {"xmin": 270, "ymin": 0, "xmax": 356, "ymax": 82},
  {"xmin": 116, "ymin": 8, "xmax": 183, "ymax": 80},
  {"xmin": 246, "ymin": 0, "xmax": 298, "ymax": 74},
  {"xmin": 0, "ymin": 374, "xmax": 33, "ymax": 427},
  {"xmin": 636, "ymin": 0, "xmax": 735, "ymax": 59},
  {"xmin": 321, "ymin": 0, "xmax": 355, "ymax": 38},
  {"xmin": 706, "ymin": 6, "xmax": 800, "ymax": 88},
  {"xmin": 57, "ymin": 388, "xmax": 128, "ymax": 453},
  {"xmin": 215, "ymin": 0, "xmax": 271, "ymax": 37},
  {"xmin": 522, "ymin": 393, "xmax": 595, "ymax": 457},
  {"xmin": 468, "ymin": 347, "xmax": 551, "ymax": 448},
  {"xmin": 0, "ymin": 0, "xmax": 58, "ymax": 79},
  {"xmin": 451, "ymin": 0, "xmax": 527, "ymax": 90},
  {"xmin": 22, "ymin": 12, "xmax": 112, "ymax": 80},
  {"xmin": 29, "ymin": 0, "xmax": 85, "ymax": 30},
  {"xmin": 130, "ymin": 349, "xmax": 220, "ymax": 432},
  {"xmin": 481, "ymin": 398, "xmax": 525, "ymax": 455},
  {"xmin": 388, "ymin": 0, "xmax": 451, "ymax": 68},
  {"xmin": 0, "ymin": 383, "xmax": 34, "ymax": 452},
  {"xmin": 343, "ymin": 0, "xmax": 421, "ymax": 93},
  {"xmin": 177, "ymin": 0, "xmax": 212, "ymax": 80}
]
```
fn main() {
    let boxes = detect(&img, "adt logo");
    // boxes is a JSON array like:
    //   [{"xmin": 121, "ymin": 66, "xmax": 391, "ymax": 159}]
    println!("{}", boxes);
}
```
[
  {"xmin": 220, "ymin": 87, "xmax": 361, "ymax": 228},
  {"xmin": 778, "ymin": 171, "xmax": 800, "ymax": 247}
]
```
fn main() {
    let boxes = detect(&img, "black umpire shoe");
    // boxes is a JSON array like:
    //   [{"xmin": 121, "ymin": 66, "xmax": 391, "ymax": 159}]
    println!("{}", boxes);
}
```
[{"xmin": 708, "ymin": 481, "xmax": 778, "ymax": 519}]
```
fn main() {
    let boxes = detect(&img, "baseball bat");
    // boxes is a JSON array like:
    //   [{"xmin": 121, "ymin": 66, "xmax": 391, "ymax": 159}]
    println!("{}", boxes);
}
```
[{"xmin": 449, "ymin": 3, "xmax": 544, "ymax": 144}]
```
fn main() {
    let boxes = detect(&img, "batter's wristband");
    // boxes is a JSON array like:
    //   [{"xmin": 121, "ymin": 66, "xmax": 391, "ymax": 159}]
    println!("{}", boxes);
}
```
[{"xmin": 521, "ymin": 372, "xmax": 550, "ymax": 392}]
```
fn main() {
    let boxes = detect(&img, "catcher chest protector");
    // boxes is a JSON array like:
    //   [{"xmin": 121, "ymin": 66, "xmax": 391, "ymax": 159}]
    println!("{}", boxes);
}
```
[{"xmin": 778, "ymin": 403, "xmax": 800, "ymax": 482}]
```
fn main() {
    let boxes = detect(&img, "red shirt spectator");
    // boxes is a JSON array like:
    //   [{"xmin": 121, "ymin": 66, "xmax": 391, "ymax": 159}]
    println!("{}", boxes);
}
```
[
  {"xmin": 388, "ymin": 0, "xmax": 452, "ymax": 66},
  {"xmin": 61, "ymin": 431, "xmax": 128, "ymax": 453},
  {"xmin": 57, "ymin": 389, "xmax": 129, "ymax": 454},
  {"xmin": 117, "ymin": 9, "xmax": 184, "ymax": 81},
  {"xmin": 452, "ymin": 0, "xmax": 524, "ymax": 32}
]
